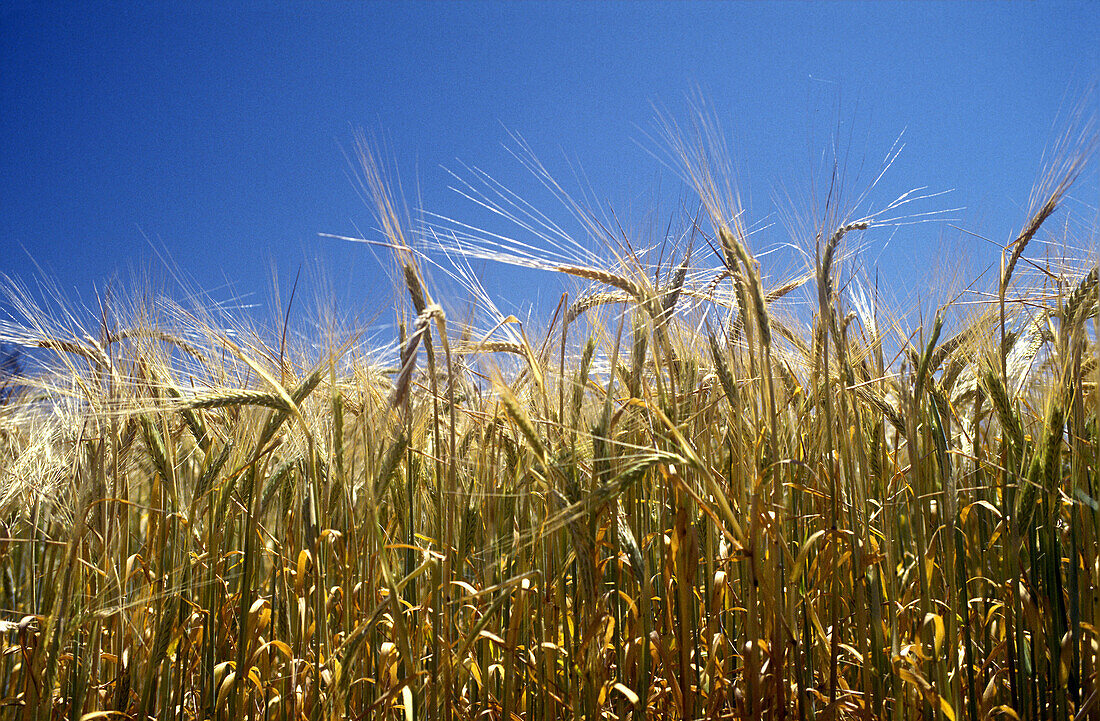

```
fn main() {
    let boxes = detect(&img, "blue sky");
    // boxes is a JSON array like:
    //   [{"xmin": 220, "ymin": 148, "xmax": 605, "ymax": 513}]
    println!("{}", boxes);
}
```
[{"xmin": 1, "ymin": 1, "xmax": 1097, "ymax": 334}]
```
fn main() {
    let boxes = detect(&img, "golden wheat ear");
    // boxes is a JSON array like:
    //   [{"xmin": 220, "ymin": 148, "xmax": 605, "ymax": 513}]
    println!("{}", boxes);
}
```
[{"xmin": 4, "ymin": 101, "xmax": 1100, "ymax": 720}]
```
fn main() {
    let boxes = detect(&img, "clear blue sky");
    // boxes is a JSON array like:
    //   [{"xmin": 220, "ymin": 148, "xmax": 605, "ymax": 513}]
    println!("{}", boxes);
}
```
[{"xmin": 2, "ymin": 1, "xmax": 1097, "ymax": 333}]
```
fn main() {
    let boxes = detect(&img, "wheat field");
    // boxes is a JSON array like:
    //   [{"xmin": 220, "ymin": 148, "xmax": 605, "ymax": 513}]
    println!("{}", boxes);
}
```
[{"xmin": 0, "ymin": 112, "xmax": 1097, "ymax": 720}]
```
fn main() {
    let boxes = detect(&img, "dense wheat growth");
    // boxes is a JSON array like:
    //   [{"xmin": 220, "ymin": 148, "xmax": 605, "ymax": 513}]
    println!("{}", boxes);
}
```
[{"xmin": 0, "ymin": 112, "xmax": 1097, "ymax": 720}]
